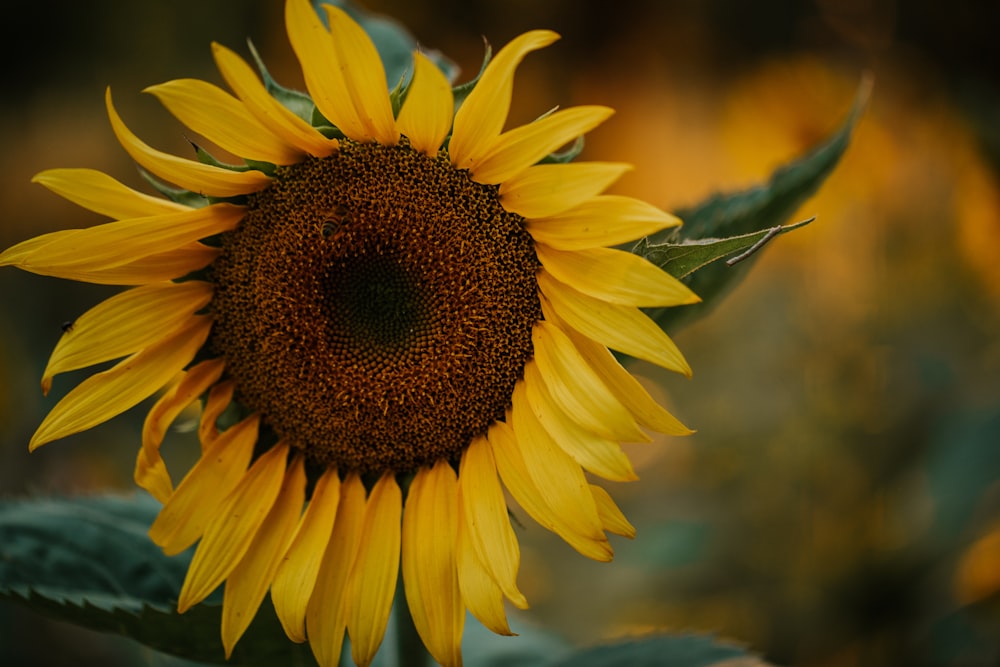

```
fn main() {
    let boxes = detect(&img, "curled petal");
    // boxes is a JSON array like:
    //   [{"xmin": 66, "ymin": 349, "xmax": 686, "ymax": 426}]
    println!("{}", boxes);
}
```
[
  {"xmin": 470, "ymin": 106, "xmax": 614, "ymax": 185},
  {"xmin": 590, "ymin": 484, "xmax": 636, "ymax": 539},
  {"xmin": 450, "ymin": 30, "xmax": 560, "ymax": 169},
  {"xmin": 145, "ymin": 78, "xmax": 304, "ymax": 164},
  {"xmin": 136, "ymin": 357, "xmax": 226, "ymax": 502},
  {"xmin": 199, "ymin": 380, "xmax": 235, "ymax": 449},
  {"xmin": 32, "ymin": 168, "xmax": 188, "ymax": 219},
  {"xmin": 107, "ymin": 88, "xmax": 271, "ymax": 197},
  {"xmin": 30, "ymin": 316, "xmax": 211, "ymax": 450}
]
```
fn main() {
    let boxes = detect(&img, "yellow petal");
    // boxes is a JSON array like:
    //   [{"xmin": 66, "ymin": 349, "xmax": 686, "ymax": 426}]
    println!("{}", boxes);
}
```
[
  {"xmin": 322, "ymin": 5, "xmax": 398, "ymax": 145},
  {"xmin": 565, "ymin": 326, "xmax": 693, "ymax": 436},
  {"xmin": 526, "ymin": 195, "xmax": 681, "ymax": 251},
  {"xmin": 42, "ymin": 281, "xmax": 213, "ymax": 393},
  {"xmin": 271, "ymin": 468, "xmax": 341, "ymax": 643},
  {"xmin": 348, "ymin": 472, "xmax": 402, "ymax": 667},
  {"xmin": 198, "ymin": 379, "xmax": 236, "ymax": 449},
  {"xmin": 0, "ymin": 204, "xmax": 243, "ymax": 277},
  {"xmin": 449, "ymin": 30, "xmax": 560, "ymax": 169},
  {"xmin": 470, "ymin": 106, "xmax": 614, "ymax": 185},
  {"xmin": 402, "ymin": 462, "xmax": 464, "ymax": 667},
  {"xmin": 32, "ymin": 168, "xmax": 188, "ymax": 219},
  {"xmin": 531, "ymin": 319, "xmax": 645, "ymax": 442},
  {"xmin": 536, "ymin": 244, "xmax": 700, "ymax": 307},
  {"xmin": 211, "ymin": 43, "xmax": 338, "ymax": 158},
  {"xmin": 145, "ymin": 79, "xmax": 304, "ymax": 164},
  {"xmin": 396, "ymin": 51, "xmax": 453, "ymax": 155},
  {"xmin": 29, "ymin": 316, "xmax": 211, "ymax": 450},
  {"xmin": 456, "ymin": 501, "xmax": 515, "ymax": 636},
  {"xmin": 509, "ymin": 381, "xmax": 609, "ymax": 543},
  {"xmin": 285, "ymin": 0, "xmax": 367, "ymax": 141},
  {"xmin": 306, "ymin": 473, "xmax": 366, "ymax": 667},
  {"xmin": 178, "ymin": 442, "xmax": 290, "ymax": 613},
  {"xmin": 18, "ymin": 243, "xmax": 220, "ymax": 286},
  {"xmin": 539, "ymin": 273, "xmax": 692, "ymax": 376},
  {"xmin": 148, "ymin": 414, "xmax": 260, "ymax": 555},
  {"xmin": 106, "ymin": 88, "xmax": 271, "ymax": 197},
  {"xmin": 499, "ymin": 162, "xmax": 631, "ymax": 219},
  {"xmin": 488, "ymin": 420, "xmax": 613, "ymax": 562},
  {"xmin": 589, "ymin": 484, "xmax": 636, "ymax": 539},
  {"xmin": 522, "ymin": 361, "xmax": 639, "ymax": 482},
  {"xmin": 222, "ymin": 454, "xmax": 307, "ymax": 658},
  {"xmin": 136, "ymin": 358, "xmax": 226, "ymax": 502},
  {"xmin": 458, "ymin": 437, "xmax": 527, "ymax": 608}
]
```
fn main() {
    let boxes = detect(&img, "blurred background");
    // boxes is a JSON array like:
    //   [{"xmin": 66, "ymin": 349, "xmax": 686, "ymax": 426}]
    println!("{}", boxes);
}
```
[{"xmin": 1, "ymin": 1, "xmax": 998, "ymax": 665}]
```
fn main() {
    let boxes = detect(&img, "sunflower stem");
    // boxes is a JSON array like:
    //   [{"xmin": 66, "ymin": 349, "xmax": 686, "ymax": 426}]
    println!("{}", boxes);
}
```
[{"xmin": 394, "ymin": 575, "xmax": 429, "ymax": 667}]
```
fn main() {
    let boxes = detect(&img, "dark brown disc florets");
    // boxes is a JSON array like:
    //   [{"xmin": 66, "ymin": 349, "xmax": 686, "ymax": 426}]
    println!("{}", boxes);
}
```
[{"xmin": 209, "ymin": 140, "xmax": 542, "ymax": 473}]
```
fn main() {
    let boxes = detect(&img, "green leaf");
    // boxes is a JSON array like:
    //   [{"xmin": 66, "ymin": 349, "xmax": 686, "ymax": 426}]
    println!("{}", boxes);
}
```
[
  {"xmin": 637, "ymin": 217, "xmax": 813, "ymax": 281},
  {"xmin": 0, "ymin": 493, "xmax": 187, "ymax": 609},
  {"xmin": 451, "ymin": 42, "xmax": 493, "ymax": 114},
  {"xmin": 639, "ymin": 77, "xmax": 871, "ymax": 332},
  {"xmin": 547, "ymin": 633, "xmax": 771, "ymax": 667},
  {"xmin": 0, "ymin": 493, "xmax": 315, "ymax": 666}
]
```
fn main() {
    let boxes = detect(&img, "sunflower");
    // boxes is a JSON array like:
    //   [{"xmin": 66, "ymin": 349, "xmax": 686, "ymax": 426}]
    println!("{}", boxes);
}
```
[{"xmin": 1, "ymin": 1, "xmax": 698, "ymax": 665}]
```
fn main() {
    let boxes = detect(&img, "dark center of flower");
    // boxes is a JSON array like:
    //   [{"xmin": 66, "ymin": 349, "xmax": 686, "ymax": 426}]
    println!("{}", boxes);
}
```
[{"xmin": 209, "ymin": 140, "xmax": 542, "ymax": 473}]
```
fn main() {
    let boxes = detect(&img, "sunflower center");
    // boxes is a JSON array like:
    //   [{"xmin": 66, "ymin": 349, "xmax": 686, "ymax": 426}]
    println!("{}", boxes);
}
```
[{"xmin": 210, "ymin": 140, "xmax": 542, "ymax": 473}]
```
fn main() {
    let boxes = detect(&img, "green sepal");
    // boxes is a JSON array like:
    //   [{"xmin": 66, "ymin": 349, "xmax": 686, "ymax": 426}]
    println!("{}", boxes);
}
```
[
  {"xmin": 540, "ymin": 135, "xmax": 585, "ymax": 164},
  {"xmin": 138, "ymin": 168, "xmax": 209, "ymax": 209},
  {"xmin": 192, "ymin": 143, "xmax": 254, "ymax": 172},
  {"xmin": 638, "ymin": 77, "xmax": 871, "ymax": 332},
  {"xmin": 245, "ymin": 159, "xmax": 278, "ymax": 177},
  {"xmin": 246, "ymin": 39, "xmax": 317, "ymax": 125},
  {"xmin": 451, "ymin": 41, "xmax": 493, "ymax": 114}
]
